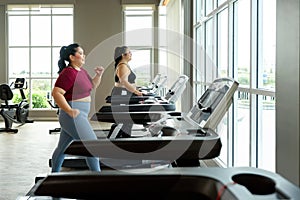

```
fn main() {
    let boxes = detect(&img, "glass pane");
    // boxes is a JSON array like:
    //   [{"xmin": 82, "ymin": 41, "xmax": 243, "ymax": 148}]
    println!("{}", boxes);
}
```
[
  {"xmin": 217, "ymin": 9, "xmax": 228, "ymax": 77},
  {"xmin": 125, "ymin": 6, "xmax": 153, "ymax": 10},
  {"xmin": 31, "ymin": 48, "xmax": 51, "ymax": 77},
  {"xmin": 52, "ymin": 16, "xmax": 74, "ymax": 46},
  {"xmin": 234, "ymin": 91, "xmax": 250, "ymax": 166},
  {"xmin": 125, "ymin": 10, "xmax": 153, "ymax": 15},
  {"xmin": 194, "ymin": 84, "xmax": 200, "ymax": 104},
  {"xmin": 234, "ymin": 0, "xmax": 250, "ymax": 87},
  {"xmin": 196, "ymin": 26, "xmax": 204, "ymax": 83},
  {"xmin": 125, "ymin": 16, "xmax": 153, "ymax": 46},
  {"xmin": 52, "ymin": 47, "xmax": 60, "ymax": 77},
  {"xmin": 129, "ymin": 49, "xmax": 151, "ymax": 87},
  {"xmin": 158, "ymin": 28, "xmax": 167, "ymax": 47},
  {"xmin": 218, "ymin": 0, "xmax": 227, "ymax": 6},
  {"xmin": 218, "ymin": 114, "xmax": 229, "ymax": 166},
  {"xmin": 52, "ymin": 7, "xmax": 73, "ymax": 15},
  {"xmin": 196, "ymin": 0, "xmax": 204, "ymax": 21},
  {"xmin": 31, "ymin": 79, "xmax": 51, "ymax": 109},
  {"xmin": 258, "ymin": 0, "xmax": 276, "ymax": 90},
  {"xmin": 206, "ymin": 0, "xmax": 213, "ymax": 15},
  {"xmin": 31, "ymin": 16, "xmax": 51, "ymax": 46},
  {"xmin": 9, "ymin": 48, "xmax": 29, "ymax": 77},
  {"xmin": 158, "ymin": 8, "xmax": 167, "ymax": 47},
  {"xmin": 8, "ymin": 16, "xmax": 29, "ymax": 46},
  {"xmin": 257, "ymin": 95, "xmax": 276, "ymax": 172},
  {"xmin": 205, "ymin": 19, "xmax": 215, "ymax": 82},
  {"xmin": 159, "ymin": 48, "xmax": 167, "ymax": 75}
]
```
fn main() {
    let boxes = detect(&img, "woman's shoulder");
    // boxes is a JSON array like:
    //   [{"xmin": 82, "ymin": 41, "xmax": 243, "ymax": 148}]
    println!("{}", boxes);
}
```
[
  {"xmin": 118, "ymin": 62, "xmax": 129, "ymax": 66},
  {"xmin": 59, "ymin": 67, "xmax": 78, "ymax": 77},
  {"xmin": 117, "ymin": 63, "xmax": 130, "ymax": 70},
  {"xmin": 62, "ymin": 66, "xmax": 76, "ymax": 72}
]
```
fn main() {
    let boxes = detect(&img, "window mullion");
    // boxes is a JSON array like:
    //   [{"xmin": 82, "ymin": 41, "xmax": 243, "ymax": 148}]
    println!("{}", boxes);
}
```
[{"xmin": 249, "ymin": 0, "xmax": 258, "ymax": 168}]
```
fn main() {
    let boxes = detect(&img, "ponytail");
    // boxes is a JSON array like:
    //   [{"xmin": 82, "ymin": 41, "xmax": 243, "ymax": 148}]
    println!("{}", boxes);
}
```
[
  {"xmin": 57, "ymin": 43, "xmax": 80, "ymax": 74},
  {"xmin": 114, "ymin": 46, "xmax": 128, "ymax": 69}
]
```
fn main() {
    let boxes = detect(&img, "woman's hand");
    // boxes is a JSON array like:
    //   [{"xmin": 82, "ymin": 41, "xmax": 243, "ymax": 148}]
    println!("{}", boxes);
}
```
[
  {"xmin": 134, "ymin": 90, "xmax": 143, "ymax": 96},
  {"xmin": 67, "ymin": 108, "xmax": 80, "ymax": 118},
  {"xmin": 94, "ymin": 66, "xmax": 105, "ymax": 77},
  {"xmin": 92, "ymin": 66, "xmax": 105, "ymax": 88}
]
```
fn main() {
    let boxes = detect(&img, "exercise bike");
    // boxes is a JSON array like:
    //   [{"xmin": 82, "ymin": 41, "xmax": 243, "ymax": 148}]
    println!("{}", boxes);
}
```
[{"xmin": 0, "ymin": 78, "xmax": 34, "ymax": 133}]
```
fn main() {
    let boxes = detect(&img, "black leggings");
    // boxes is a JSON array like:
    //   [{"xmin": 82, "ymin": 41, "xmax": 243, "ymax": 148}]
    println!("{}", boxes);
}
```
[{"xmin": 110, "ymin": 87, "xmax": 135, "ymax": 138}]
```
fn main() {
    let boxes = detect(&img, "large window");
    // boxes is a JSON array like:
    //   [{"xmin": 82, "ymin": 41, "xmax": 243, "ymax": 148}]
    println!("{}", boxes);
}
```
[
  {"xmin": 7, "ymin": 4, "xmax": 73, "ymax": 109},
  {"xmin": 194, "ymin": 0, "xmax": 276, "ymax": 172},
  {"xmin": 123, "ymin": 5, "xmax": 154, "ymax": 86}
]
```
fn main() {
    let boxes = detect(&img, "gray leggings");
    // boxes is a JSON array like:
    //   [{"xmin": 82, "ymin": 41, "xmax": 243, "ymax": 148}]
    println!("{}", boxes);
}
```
[{"xmin": 51, "ymin": 101, "xmax": 100, "ymax": 172}]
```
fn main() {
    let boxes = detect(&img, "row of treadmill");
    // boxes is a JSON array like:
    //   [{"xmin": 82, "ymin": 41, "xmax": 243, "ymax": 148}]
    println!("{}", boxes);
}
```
[{"xmin": 24, "ymin": 74, "xmax": 300, "ymax": 199}]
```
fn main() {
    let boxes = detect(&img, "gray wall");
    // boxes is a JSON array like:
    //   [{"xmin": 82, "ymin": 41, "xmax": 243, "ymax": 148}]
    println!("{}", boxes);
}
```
[
  {"xmin": 276, "ymin": 0, "xmax": 300, "ymax": 186},
  {"xmin": 73, "ymin": 0, "xmax": 123, "ymax": 114}
]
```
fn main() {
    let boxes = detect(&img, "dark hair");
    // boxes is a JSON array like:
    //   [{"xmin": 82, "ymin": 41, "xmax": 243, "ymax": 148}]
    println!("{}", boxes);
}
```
[
  {"xmin": 57, "ymin": 43, "xmax": 80, "ymax": 74},
  {"xmin": 114, "ymin": 46, "xmax": 128, "ymax": 69}
]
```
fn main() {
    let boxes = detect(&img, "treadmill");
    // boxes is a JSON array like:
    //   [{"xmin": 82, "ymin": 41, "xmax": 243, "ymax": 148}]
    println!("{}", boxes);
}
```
[
  {"xmin": 91, "ymin": 75, "xmax": 189, "ymax": 138},
  {"xmin": 99, "ymin": 77, "xmax": 239, "ymax": 167},
  {"xmin": 96, "ymin": 74, "xmax": 189, "ymax": 113},
  {"xmin": 50, "ymin": 77, "xmax": 238, "ymax": 169},
  {"xmin": 92, "ymin": 75, "xmax": 189, "ymax": 139},
  {"xmin": 47, "ymin": 75, "xmax": 189, "ymax": 169},
  {"xmin": 26, "ymin": 168, "xmax": 300, "ymax": 199}
]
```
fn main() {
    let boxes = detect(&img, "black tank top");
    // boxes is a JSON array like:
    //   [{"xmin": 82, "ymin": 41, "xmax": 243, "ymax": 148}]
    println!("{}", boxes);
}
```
[{"xmin": 115, "ymin": 63, "xmax": 136, "ymax": 84}]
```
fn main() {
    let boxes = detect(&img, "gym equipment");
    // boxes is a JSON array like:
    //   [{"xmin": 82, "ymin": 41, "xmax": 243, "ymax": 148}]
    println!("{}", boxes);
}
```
[
  {"xmin": 25, "ymin": 167, "xmax": 300, "ymax": 199},
  {"xmin": 105, "ymin": 75, "xmax": 168, "ymax": 104},
  {"xmin": 50, "ymin": 77, "xmax": 238, "ymax": 169},
  {"xmin": 92, "ymin": 75, "xmax": 189, "ymax": 123},
  {"xmin": 48, "ymin": 128, "xmax": 221, "ymax": 169},
  {"xmin": 0, "ymin": 78, "xmax": 34, "ymax": 133},
  {"xmin": 92, "ymin": 75, "xmax": 189, "ymax": 138},
  {"xmin": 148, "ymin": 77, "xmax": 239, "ymax": 136},
  {"xmin": 47, "ymin": 99, "xmax": 61, "ymax": 134},
  {"xmin": 138, "ymin": 73, "xmax": 168, "ymax": 95},
  {"xmin": 138, "ymin": 73, "xmax": 163, "ymax": 91}
]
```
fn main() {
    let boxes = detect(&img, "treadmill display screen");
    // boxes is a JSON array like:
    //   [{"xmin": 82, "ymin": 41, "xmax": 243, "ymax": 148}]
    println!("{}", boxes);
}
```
[{"xmin": 188, "ymin": 84, "xmax": 229, "ymax": 125}]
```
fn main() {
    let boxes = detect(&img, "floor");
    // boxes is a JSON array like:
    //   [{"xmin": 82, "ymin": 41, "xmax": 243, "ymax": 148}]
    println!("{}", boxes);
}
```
[
  {"xmin": 0, "ymin": 120, "xmax": 218, "ymax": 200},
  {"xmin": 0, "ymin": 120, "xmax": 112, "ymax": 200},
  {"xmin": 0, "ymin": 121, "xmax": 58, "ymax": 200}
]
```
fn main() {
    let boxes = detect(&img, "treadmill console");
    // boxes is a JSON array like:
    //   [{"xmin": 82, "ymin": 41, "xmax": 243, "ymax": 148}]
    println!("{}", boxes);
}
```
[
  {"xmin": 193, "ymin": 77, "xmax": 239, "ymax": 129},
  {"xmin": 149, "ymin": 78, "xmax": 239, "ymax": 136}
]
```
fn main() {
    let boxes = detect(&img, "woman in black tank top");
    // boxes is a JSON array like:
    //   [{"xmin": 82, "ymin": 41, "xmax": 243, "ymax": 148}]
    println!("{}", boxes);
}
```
[{"xmin": 110, "ymin": 46, "xmax": 143, "ymax": 138}]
